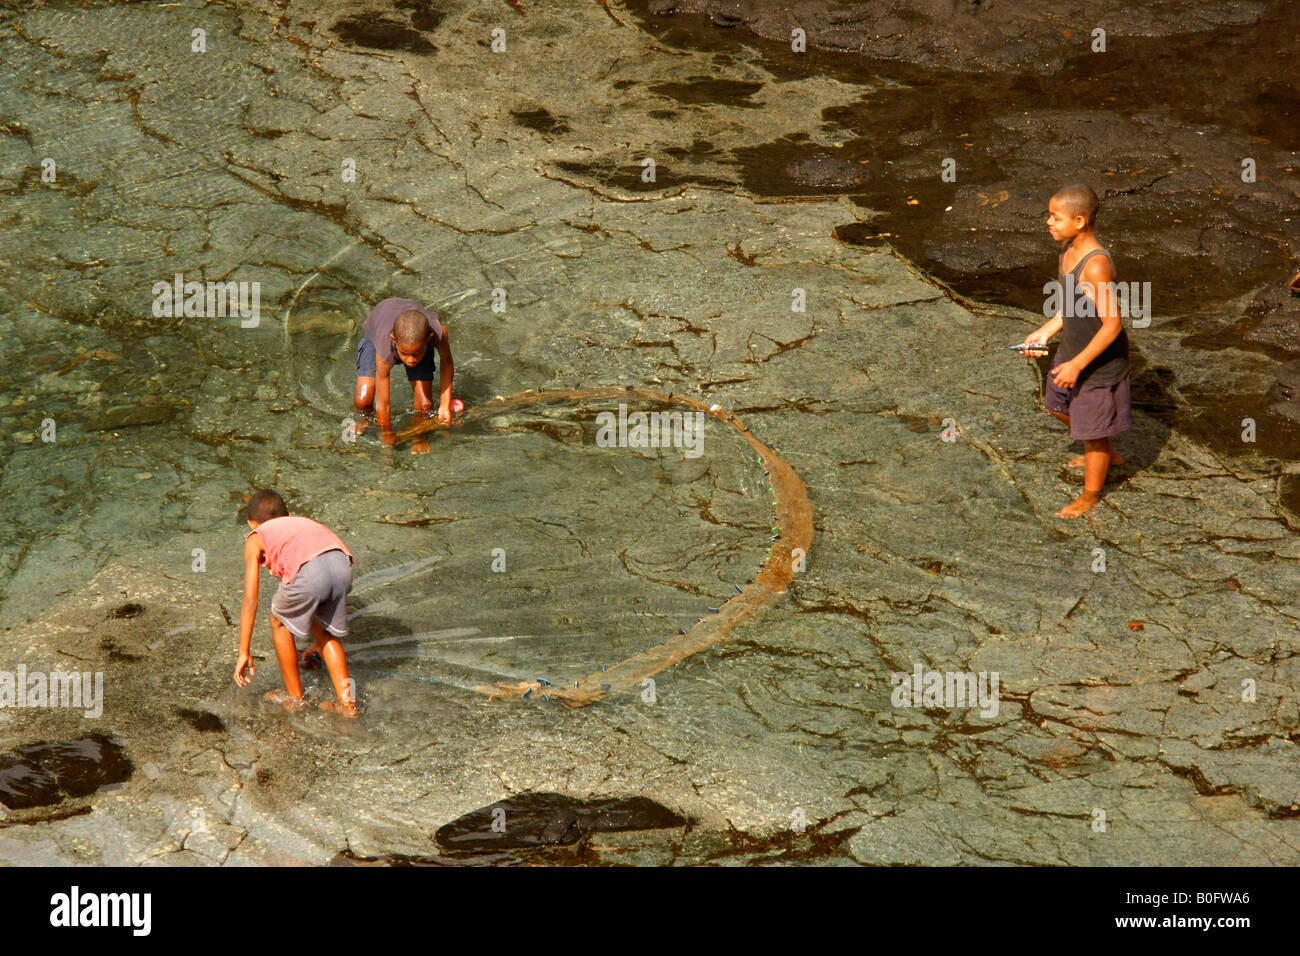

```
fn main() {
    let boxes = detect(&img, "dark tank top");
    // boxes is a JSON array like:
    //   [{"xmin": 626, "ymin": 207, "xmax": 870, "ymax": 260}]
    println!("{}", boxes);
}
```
[{"xmin": 1057, "ymin": 247, "xmax": 1130, "ymax": 387}]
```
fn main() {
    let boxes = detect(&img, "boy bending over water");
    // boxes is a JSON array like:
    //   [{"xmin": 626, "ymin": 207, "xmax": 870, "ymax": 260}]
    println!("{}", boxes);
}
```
[
  {"xmin": 234, "ymin": 489, "xmax": 358, "ymax": 716},
  {"xmin": 1024, "ymin": 184, "xmax": 1132, "ymax": 519},
  {"xmin": 353, "ymin": 297, "xmax": 455, "ymax": 456}
]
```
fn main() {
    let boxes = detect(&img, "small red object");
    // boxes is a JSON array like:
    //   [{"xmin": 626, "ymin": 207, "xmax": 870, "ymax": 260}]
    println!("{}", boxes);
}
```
[{"xmin": 451, "ymin": 398, "xmax": 464, "ymax": 414}]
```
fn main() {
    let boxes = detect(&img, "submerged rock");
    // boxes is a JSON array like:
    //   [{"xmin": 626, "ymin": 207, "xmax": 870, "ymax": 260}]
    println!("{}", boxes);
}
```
[{"xmin": 435, "ymin": 793, "xmax": 686, "ymax": 853}]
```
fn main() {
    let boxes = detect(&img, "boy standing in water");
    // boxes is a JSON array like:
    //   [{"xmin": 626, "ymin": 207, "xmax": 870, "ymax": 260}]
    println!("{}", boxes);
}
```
[
  {"xmin": 234, "ymin": 490, "xmax": 358, "ymax": 716},
  {"xmin": 353, "ymin": 297, "xmax": 455, "ymax": 456},
  {"xmin": 1024, "ymin": 184, "xmax": 1132, "ymax": 519}
]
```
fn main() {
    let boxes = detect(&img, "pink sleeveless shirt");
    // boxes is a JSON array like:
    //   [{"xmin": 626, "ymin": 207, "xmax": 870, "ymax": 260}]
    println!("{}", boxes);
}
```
[{"xmin": 248, "ymin": 516, "xmax": 352, "ymax": 584}]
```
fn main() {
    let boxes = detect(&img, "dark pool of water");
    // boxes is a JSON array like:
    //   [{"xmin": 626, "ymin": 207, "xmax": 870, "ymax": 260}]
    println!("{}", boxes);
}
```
[{"xmin": 0, "ymin": 734, "xmax": 132, "ymax": 812}]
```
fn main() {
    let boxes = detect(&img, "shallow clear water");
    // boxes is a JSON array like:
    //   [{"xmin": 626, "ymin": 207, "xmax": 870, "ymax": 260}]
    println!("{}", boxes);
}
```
[{"xmin": 3, "ymin": 0, "xmax": 1299, "ymax": 867}]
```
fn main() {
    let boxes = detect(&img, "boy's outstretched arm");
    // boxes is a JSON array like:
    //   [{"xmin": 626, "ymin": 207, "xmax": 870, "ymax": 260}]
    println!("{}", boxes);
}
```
[
  {"xmin": 435, "ymin": 329, "xmax": 454, "ymax": 424},
  {"xmin": 234, "ymin": 533, "xmax": 262, "ymax": 686}
]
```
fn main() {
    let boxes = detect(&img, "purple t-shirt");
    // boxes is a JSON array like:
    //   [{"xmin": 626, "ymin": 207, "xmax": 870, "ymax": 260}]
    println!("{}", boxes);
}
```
[{"xmin": 363, "ymin": 298, "xmax": 444, "ymax": 368}]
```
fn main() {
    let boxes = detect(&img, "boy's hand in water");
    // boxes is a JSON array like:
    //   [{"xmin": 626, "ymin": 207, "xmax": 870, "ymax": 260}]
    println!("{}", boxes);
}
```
[
  {"xmin": 234, "ymin": 652, "xmax": 255, "ymax": 686},
  {"xmin": 1051, "ymin": 359, "xmax": 1084, "ymax": 389}
]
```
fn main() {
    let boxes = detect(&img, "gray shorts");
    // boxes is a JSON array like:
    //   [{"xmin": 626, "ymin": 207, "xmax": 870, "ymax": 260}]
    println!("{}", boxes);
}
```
[
  {"xmin": 271, "ymin": 549, "xmax": 353, "ymax": 639},
  {"xmin": 1045, "ymin": 360, "xmax": 1133, "ymax": 441}
]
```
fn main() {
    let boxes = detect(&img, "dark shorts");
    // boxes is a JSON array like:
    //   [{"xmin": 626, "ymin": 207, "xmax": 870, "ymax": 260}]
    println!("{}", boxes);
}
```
[
  {"xmin": 357, "ymin": 335, "xmax": 436, "ymax": 382},
  {"xmin": 271, "ymin": 549, "xmax": 353, "ymax": 639},
  {"xmin": 1045, "ymin": 359, "xmax": 1133, "ymax": 441}
]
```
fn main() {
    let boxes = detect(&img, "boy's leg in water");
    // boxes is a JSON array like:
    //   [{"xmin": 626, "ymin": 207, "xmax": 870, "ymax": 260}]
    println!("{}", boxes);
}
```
[
  {"xmin": 412, "ymin": 378, "xmax": 434, "ymax": 413},
  {"xmin": 354, "ymin": 337, "xmax": 377, "ymax": 434},
  {"xmin": 406, "ymin": 378, "xmax": 434, "ymax": 455},
  {"xmin": 353, "ymin": 376, "xmax": 376, "ymax": 435},
  {"xmin": 300, "ymin": 618, "xmax": 330, "ymax": 669},
  {"xmin": 266, "ymin": 613, "xmax": 306, "ymax": 707},
  {"xmin": 1058, "ymin": 438, "xmax": 1110, "ymax": 518},
  {"xmin": 317, "ymin": 636, "xmax": 357, "ymax": 716}
]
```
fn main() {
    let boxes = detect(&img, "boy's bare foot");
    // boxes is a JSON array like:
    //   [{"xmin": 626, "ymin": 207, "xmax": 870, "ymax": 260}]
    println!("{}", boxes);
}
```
[
  {"xmin": 1069, "ymin": 452, "xmax": 1123, "ymax": 468},
  {"xmin": 411, "ymin": 436, "xmax": 431, "ymax": 455},
  {"xmin": 264, "ymin": 689, "xmax": 306, "ymax": 710},
  {"xmin": 320, "ymin": 699, "xmax": 359, "ymax": 717},
  {"xmin": 1056, "ymin": 492, "xmax": 1100, "ymax": 518}
]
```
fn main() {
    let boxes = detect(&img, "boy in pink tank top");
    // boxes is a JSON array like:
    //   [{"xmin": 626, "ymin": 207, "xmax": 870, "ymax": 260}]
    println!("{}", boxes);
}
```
[{"xmin": 234, "ymin": 489, "xmax": 358, "ymax": 716}]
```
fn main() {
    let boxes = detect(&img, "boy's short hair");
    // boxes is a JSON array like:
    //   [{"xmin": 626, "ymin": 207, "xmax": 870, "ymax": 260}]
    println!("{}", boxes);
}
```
[
  {"xmin": 393, "ymin": 310, "xmax": 431, "ymax": 347},
  {"xmin": 1054, "ymin": 184, "xmax": 1101, "ymax": 227},
  {"xmin": 247, "ymin": 489, "xmax": 289, "ymax": 523}
]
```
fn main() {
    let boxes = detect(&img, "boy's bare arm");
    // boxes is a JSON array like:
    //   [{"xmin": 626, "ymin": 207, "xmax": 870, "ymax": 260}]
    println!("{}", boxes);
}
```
[
  {"xmin": 234, "ymin": 533, "xmax": 262, "ymax": 686},
  {"xmin": 436, "ymin": 330, "xmax": 454, "ymax": 422},
  {"xmin": 374, "ymin": 356, "xmax": 395, "ymax": 442}
]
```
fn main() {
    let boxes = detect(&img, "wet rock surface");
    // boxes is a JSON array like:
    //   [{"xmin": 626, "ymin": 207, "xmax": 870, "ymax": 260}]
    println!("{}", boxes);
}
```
[
  {"xmin": 636, "ymin": 0, "xmax": 1300, "ymax": 459},
  {"xmin": 652, "ymin": 0, "xmax": 1276, "ymax": 74},
  {"xmin": 0, "ymin": 0, "xmax": 1297, "ymax": 865}
]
